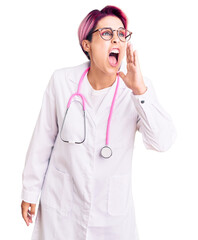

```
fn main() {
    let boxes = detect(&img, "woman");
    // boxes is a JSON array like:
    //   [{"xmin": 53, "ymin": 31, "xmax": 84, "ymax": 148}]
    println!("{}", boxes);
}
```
[{"xmin": 21, "ymin": 5, "xmax": 176, "ymax": 240}]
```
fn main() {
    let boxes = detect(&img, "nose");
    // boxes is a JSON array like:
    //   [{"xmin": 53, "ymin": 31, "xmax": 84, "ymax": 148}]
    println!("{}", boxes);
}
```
[{"xmin": 111, "ymin": 30, "xmax": 120, "ymax": 43}]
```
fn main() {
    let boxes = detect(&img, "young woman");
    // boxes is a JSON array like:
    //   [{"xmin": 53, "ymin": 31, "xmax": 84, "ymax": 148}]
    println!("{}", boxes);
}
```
[{"xmin": 21, "ymin": 5, "xmax": 176, "ymax": 240}]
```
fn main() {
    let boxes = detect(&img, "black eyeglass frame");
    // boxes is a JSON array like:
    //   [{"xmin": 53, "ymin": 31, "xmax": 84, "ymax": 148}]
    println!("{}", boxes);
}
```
[{"xmin": 90, "ymin": 27, "xmax": 132, "ymax": 42}]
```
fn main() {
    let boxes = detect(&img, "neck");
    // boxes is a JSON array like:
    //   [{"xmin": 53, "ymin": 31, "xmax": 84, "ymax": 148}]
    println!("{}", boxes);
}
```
[{"xmin": 87, "ymin": 63, "xmax": 117, "ymax": 90}]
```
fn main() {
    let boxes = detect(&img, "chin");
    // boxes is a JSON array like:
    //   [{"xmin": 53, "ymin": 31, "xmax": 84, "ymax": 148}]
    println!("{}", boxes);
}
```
[{"xmin": 105, "ymin": 66, "xmax": 118, "ymax": 75}]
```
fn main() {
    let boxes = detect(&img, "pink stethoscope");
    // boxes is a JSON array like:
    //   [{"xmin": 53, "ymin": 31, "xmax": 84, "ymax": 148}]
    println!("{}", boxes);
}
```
[{"xmin": 60, "ymin": 66, "xmax": 120, "ymax": 159}]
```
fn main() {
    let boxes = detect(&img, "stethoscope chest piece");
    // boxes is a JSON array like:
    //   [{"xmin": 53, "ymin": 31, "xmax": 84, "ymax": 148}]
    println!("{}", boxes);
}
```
[{"xmin": 100, "ymin": 146, "xmax": 112, "ymax": 159}]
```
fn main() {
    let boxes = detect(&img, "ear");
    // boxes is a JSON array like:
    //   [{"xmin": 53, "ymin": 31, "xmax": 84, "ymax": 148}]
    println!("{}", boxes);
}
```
[{"xmin": 82, "ymin": 40, "xmax": 91, "ymax": 53}]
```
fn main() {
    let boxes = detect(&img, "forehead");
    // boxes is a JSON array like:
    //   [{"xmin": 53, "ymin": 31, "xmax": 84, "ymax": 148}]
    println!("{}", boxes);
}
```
[{"xmin": 96, "ymin": 16, "xmax": 124, "ymax": 29}]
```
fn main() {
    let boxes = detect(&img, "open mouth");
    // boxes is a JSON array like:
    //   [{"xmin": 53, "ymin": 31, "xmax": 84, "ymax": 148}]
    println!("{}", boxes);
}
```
[{"xmin": 109, "ymin": 52, "xmax": 119, "ymax": 66}]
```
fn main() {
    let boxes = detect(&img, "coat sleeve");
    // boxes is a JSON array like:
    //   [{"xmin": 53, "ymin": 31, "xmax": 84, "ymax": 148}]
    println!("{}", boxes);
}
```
[
  {"xmin": 131, "ymin": 76, "xmax": 177, "ymax": 152},
  {"xmin": 21, "ymin": 72, "xmax": 58, "ymax": 204}
]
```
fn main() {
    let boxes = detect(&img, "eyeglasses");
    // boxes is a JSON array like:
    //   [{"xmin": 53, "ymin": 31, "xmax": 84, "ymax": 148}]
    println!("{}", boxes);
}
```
[{"xmin": 90, "ymin": 27, "xmax": 132, "ymax": 42}]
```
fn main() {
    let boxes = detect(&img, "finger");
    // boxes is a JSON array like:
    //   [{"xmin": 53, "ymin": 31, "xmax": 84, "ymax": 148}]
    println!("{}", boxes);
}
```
[
  {"xmin": 126, "ymin": 42, "xmax": 132, "ymax": 63},
  {"xmin": 21, "ymin": 202, "xmax": 30, "ymax": 226},
  {"xmin": 134, "ymin": 50, "xmax": 139, "ymax": 66},
  {"xmin": 126, "ymin": 43, "xmax": 130, "ymax": 63},
  {"xmin": 127, "ymin": 42, "xmax": 133, "ymax": 64},
  {"xmin": 118, "ymin": 71, "xmax": 126, "ymax": 81},
  {"xmin": 27, "ymin": 203, "xmax": 36, "ymax": 223},
  {"xmin": 30, "ymin": 203, "xmax": 36, "ymax": 216},
  {"xmin": 129, "ymin": 43, "xmax": 134, "ymax": 64},
  {"xmin": 27, "ymin": 209, "xmax": 33, "ymax": 223}
]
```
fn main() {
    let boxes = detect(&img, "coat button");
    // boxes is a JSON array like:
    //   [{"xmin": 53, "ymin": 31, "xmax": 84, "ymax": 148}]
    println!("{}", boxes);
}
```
[{"xmin": 141, "ymin": 100, "xmax": 145, "ymax": 104}]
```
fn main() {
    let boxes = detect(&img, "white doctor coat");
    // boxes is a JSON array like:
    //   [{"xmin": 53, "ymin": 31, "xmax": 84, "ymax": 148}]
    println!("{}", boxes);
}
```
[{"xmin": 21, "ymin": 60, "xmax": 176, "ymax": 240}]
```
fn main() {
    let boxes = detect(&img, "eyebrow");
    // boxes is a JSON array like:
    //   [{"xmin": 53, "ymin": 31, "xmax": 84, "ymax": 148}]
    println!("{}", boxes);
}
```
[{"xmin": 98, "ymin": 26, "xmax": 125, "ymax": 29}]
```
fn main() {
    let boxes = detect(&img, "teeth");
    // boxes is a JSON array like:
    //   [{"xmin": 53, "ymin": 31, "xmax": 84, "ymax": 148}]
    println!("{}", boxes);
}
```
[{"xmin": 110, "ymin": 49, "xmax": 119, "ymax": 54}]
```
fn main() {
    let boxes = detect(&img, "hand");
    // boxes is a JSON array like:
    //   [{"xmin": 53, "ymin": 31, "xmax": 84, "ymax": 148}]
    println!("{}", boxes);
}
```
[
  {"xmin": 119, "ymin": 42, "xmax": 147, "ymax": 95},
  {"xmin": 21, "ymin": 200, "xmax": 36, "ymax": 226}
]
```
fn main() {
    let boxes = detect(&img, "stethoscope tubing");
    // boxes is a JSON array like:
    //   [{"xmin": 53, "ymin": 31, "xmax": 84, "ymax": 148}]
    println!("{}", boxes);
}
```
[
  {"xmin": 106, "ymin": 73, "xmax": 120, "ymax": 145},
  {"xmin": 60, "ymin": 66, "xmax": 120, "ymax": 152}
]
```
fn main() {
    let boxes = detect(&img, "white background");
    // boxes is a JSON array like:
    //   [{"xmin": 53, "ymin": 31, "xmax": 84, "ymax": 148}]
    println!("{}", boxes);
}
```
[{"xmin": 0, "ymin": 0, "xmax": 197, "ymax": 239}]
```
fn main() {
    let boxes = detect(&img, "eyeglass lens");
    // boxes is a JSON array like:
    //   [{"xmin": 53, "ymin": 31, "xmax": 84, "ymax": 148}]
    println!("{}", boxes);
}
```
[{"xmin": 100, "ymin": 28, "xmax": 131, "ymax": 42}]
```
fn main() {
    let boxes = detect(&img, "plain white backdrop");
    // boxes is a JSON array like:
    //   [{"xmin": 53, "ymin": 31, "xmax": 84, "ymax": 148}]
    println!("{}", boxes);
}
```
[{"xmin": 0, "ymin": 0, "xmax": 197, "ymax": 239}]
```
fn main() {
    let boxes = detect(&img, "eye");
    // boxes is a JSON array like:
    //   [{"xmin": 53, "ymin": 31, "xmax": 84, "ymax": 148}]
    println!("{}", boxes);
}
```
[
  {"xmin": 101, "ymin": 29, "xmax": 112, "ymax": 36},
  {"xmin": 118, "ymin": 30, "xmax": 126, "ymax": 37}
]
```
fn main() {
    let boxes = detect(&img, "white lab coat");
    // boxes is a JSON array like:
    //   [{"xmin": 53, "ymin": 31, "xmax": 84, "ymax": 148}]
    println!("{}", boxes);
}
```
[{"xmin": 21, "ymin": 60, "xmax": 176, "ymax": 240}]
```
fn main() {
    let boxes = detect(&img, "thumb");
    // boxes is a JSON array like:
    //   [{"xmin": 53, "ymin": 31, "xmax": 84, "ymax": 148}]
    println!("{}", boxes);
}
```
[{"xmin": 118, "ymin": 71, "xmax": 126, "ymax": 81}]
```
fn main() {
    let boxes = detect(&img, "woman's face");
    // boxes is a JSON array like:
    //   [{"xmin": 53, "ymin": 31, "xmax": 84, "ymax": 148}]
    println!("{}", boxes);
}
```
[{"xmin": 83, "ymin": 16, "xmax": 127, "ymax": 75}]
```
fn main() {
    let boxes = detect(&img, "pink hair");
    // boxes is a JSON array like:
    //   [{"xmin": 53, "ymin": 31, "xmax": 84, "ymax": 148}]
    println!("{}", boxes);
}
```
[{"xmin": 78, "ymin": 5, "xmax": 128, "ymax": 60}]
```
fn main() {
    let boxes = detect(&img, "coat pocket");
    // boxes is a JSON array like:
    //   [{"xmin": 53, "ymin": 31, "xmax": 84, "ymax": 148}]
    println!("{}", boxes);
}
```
[
  {"xmin": 41, "ymin": 165, "xmax": 73, "ymax": 216},
  {"xmin": 108, "ymin": 174, "xmax": 131, "ymax": 216}
]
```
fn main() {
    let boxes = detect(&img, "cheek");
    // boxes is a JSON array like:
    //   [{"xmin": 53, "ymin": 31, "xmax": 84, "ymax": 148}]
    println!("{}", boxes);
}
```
[{"xmin": 93, "ymin": 44, "xmax": 109, "ymax": 60}]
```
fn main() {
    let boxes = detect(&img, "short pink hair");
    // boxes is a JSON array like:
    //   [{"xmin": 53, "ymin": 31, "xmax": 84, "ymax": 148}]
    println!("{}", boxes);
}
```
[{"xmin": 78, "ymin": 5, "xmax": 128, "ymax": 60}]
